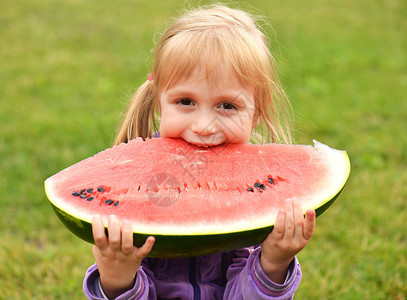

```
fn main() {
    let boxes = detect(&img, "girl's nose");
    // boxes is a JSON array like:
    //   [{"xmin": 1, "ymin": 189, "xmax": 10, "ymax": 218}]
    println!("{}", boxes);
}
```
[{"xmin": 191, "ymin": 112, "xmax": 218, "ymax": 136}]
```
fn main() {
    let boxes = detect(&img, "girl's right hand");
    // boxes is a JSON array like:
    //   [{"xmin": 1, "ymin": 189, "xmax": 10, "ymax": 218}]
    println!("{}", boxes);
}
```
[{"xmin": 92, "ymin": 215, "xmax": 155, "ymax": 299}]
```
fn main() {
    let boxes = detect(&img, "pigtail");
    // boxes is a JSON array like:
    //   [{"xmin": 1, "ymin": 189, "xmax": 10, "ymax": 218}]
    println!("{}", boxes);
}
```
[{"xmin": 114, "ymin": 81, "xmax": 158, "ymax": 145}]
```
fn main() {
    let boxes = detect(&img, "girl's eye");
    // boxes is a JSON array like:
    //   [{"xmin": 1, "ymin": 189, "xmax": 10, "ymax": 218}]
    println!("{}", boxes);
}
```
[
  {"xmin": 176, "ymin": 98, "xmax": 194, "ymax": 106},
  {"xmin": 218, "ymin": 103, "xmax": 237, "ymax": 110}
]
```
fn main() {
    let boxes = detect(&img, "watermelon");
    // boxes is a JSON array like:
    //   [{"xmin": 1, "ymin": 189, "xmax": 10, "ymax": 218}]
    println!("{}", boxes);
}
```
[{"xmin": 44, "ymin": 138, "xmax": 350, "ymax": 258}]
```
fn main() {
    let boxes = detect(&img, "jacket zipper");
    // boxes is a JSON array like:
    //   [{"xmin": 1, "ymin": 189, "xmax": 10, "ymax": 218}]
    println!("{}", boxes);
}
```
[{"xmin": 189, "ymin": 257, "xmax": 201, "ymax": 300}]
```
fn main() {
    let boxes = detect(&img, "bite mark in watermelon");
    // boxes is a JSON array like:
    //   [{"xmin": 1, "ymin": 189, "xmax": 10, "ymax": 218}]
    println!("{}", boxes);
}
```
[{"xmin": 44, "ymin": 138, "xmax": 350, "ymax": 258}]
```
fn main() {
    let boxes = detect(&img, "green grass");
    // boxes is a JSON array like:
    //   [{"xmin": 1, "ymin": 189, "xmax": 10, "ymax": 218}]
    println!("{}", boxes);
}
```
[{"xmin": 1, "ymin": 0, "xmax": 406, "ymax": 299}]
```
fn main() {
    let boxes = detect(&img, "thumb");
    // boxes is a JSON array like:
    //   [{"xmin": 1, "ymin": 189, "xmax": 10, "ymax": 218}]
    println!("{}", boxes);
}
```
[{"xmin": 136, "ymin": 236, "xmax": 155, "ymax": 259}]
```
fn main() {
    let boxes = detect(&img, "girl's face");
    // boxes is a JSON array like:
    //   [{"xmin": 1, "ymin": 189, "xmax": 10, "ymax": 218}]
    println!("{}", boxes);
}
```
[{"xmin": 158, "ymin": 68, "xmax": 257, "ymax": 147}]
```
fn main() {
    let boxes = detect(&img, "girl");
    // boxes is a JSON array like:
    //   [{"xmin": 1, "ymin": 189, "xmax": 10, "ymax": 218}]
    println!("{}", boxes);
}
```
[{"xmin": 84, "ymin": 4, "xmax": 316, "ymax": 300}]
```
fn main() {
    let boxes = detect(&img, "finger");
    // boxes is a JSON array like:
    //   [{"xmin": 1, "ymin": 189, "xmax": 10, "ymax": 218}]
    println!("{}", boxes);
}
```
[
  {"xmin": 107, "ymin": 215, "xmax": 121, "ymax": 251},
  {"xmin": 303, "ymin": 209, "xmax": 316, "ymax": 240},
  {"xmin": 92, "ymin": 215, "xmax": 108, "ymax": 249},
  {"xmin": 284, "ymin": 199, "xmax": 295, "ymax": 238},
  {"xmin": 121, "ymin": 221, "xmax": 134, "ymax": 254},
  {"xmin": 271, "ymin": 210, "xmax": 285, "ymax": 240},
  {"xmin": 292, "ymin": 199, "xmax": 305, "ymax": 238},
  {"xmin": 135, "ymin": 236, "xmax": 155, "ymax": 260}
]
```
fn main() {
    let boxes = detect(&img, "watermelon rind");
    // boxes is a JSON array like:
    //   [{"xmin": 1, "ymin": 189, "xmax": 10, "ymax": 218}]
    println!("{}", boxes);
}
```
[
  {"xmin": 44, "ymin": 140, "xmax": 350, "ymax": 258},
  {"xmin": 49, "ymin": 190, "xmax": 345, "ymax": 258}
]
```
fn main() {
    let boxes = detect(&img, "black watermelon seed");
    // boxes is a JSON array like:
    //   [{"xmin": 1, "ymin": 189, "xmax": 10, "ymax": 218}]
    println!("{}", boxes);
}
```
[
  {"xmin": 72, "ymin": 191, "xmax": 80, "ymax": 196},
  {"xmin": 97, "ymin": 186, "xmax": 104, "ymax": 192},
  {"xmin": 114, "ymin": 201, "xmax": 119, "ymax": 206},
  {"xmin": 247, "ymin": 187, "xmax": 254, "ymax": 192},
  {"xmin": 105, "ymin": 199, "xmax": 114, "ymax": 205},
  {"xmin": 260, "ymin": 184, "xmax": 266, "ymax": 190},
  {"xmin": 80, "ymin": 189, "xmax": 86, "ymax": 194},
  {"xmin": 268, "ymin": 178, "xmax": 274, "ymax": 184},
  {"xmin": 87, "ymin": 188, "xmax": 93, "ymax": 193},
  {"xmin": 254, "ymin": 182, "xmax": 261, "ymax": 188},
  {"xmin": 80, "ymin": 194, "xmax": 87, "ymax": 199},
  {"xmin": 87, "ymin": 197, "xmax": 94, "ymax": 201}
]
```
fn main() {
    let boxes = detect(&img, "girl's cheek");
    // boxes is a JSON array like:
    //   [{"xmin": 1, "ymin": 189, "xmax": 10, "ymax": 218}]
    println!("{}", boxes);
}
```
[
  {"xmin": 223, "ymin": 122, "xmax": 252, "ymax": 144},
  {"xmin": 160, "ymin": 117, "xmax": 186, "ymax": 138}
]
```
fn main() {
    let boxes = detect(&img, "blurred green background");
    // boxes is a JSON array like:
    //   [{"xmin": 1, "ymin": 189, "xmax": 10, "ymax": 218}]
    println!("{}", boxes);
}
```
[{"xmin": 1, "ymin": 0, "xmax": 406, "ymax": 299}]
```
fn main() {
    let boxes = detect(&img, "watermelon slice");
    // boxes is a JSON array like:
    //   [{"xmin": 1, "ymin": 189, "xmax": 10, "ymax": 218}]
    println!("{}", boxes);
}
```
[{"xmin": 44, "ymin": 138, "xmax": 350, "ymax": 258}]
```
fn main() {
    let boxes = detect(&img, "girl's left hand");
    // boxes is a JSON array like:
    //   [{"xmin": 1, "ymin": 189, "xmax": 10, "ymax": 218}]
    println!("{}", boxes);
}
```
[{"xmin": 260, "ymin": 198, "xmax": 316, "ymax": 283}]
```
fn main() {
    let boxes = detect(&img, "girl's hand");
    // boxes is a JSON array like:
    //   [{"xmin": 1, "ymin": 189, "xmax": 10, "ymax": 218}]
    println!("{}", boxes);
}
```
[
  {"xmin": 92, "ymin": 215, "xmax": 155, "ymax": 299},
  {"xmin": 260, "ymin": 199, "xmax": 316, "ymax": 284}
]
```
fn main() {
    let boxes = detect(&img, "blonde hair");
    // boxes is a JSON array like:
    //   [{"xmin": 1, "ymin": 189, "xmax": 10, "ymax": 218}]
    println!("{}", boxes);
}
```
[{"xmin": 115, "ymin": 4, "xmax": 293, "ymax": 145}]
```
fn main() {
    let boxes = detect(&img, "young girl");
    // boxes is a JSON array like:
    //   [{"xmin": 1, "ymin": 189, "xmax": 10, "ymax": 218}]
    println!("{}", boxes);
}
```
[{"xmin": 83, "ymin": 4, "xmax": 316, "ymax": 299}]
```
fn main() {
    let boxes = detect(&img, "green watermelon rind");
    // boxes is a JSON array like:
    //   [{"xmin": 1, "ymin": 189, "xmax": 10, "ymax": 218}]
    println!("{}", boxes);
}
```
[{"xmin": 48, "ymin": 182, "xmax": 347, "ymax": 258}]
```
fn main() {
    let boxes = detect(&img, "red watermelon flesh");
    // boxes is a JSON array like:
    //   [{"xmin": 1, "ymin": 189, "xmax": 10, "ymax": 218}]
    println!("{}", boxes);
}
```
[{"xmin": 45, "ymin": 138, "xmax": 350, "ymax": 257}]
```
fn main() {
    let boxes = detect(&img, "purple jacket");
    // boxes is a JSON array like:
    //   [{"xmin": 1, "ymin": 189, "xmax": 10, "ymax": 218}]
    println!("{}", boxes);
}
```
[{"xmin": 83, "ymin": 247, "xmax": 301, "ymax": 299}]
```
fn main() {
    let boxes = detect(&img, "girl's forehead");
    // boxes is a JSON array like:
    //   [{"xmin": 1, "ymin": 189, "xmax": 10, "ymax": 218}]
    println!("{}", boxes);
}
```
[{"xmin": 161, "ymin": 64, "xmax": 251, "ymax": 93}]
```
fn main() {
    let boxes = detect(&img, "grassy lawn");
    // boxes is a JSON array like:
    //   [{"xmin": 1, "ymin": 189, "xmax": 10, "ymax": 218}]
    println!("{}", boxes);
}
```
[{"xmin": 1, "ymin": 0, "xmax": 406, "ymax": 299}]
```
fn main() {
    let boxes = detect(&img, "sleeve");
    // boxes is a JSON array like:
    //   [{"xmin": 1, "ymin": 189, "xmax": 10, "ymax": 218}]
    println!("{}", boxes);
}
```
[
  {"xmin": 83, "ymin": 263, "xmax": 157, "ymax": 300},
  {"xmin": 224, "ymin": 247, "xmax": 301, "ymax": 300}
]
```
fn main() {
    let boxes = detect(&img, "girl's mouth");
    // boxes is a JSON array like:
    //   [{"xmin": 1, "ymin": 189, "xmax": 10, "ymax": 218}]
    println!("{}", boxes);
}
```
[{"xmin": 183, "ymin": 138, "xmax": 224, "ymax": 148}]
